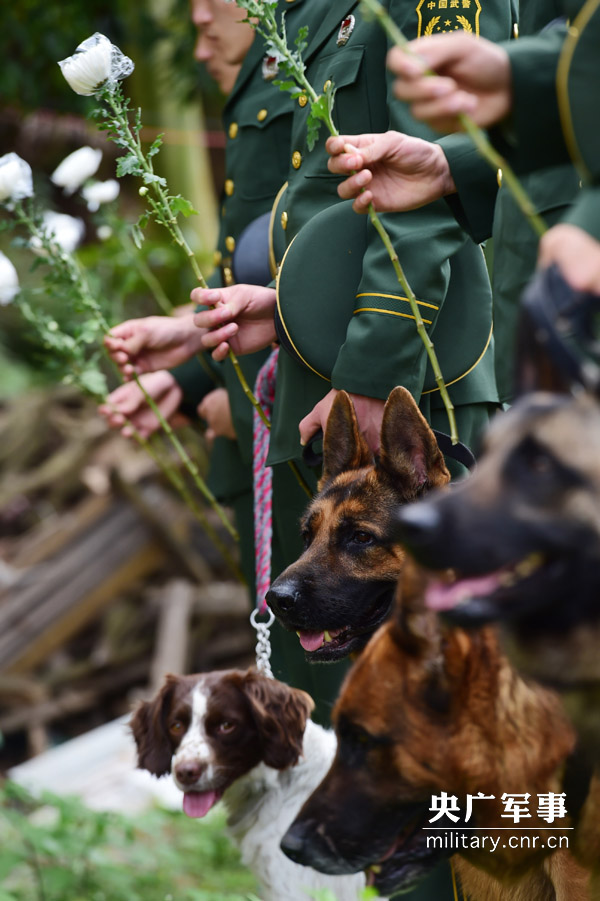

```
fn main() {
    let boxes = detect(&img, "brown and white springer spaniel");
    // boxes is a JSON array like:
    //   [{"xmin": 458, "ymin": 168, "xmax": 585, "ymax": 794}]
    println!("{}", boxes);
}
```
[{"xmin": 130, "ymin": 668, "xmax": 372, "ymax": 901}]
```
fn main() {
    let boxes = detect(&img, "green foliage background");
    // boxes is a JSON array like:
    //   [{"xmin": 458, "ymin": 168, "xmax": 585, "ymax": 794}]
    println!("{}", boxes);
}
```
[{"xmin": 0, "ymin": 781, "xmax": 259, "ymax": 901}]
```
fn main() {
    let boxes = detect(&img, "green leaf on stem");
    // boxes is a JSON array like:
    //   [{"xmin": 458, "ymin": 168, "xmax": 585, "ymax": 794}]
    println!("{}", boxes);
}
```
[
  {"xmin": 169, "ymin": 195, "xmax": 198, "ymax": 218},
  {"xmin": 116, "ymin": 155, "xmax": 143, "ymax": 178}
]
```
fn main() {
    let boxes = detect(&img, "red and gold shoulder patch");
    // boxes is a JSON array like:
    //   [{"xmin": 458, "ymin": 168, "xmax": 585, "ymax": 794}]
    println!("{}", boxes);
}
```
[{"xmin": 416, "ymin": 0, "xmax": 482, "ymax": 36}]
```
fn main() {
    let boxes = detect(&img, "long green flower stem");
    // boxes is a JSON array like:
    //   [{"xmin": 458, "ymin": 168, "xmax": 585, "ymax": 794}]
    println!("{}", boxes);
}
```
[
  {"xmin": 103, "ymin": 87, "xmax": 313, "ymax": 495},
  {"xmin": 244, "ymin": 1, "xmax": 457, "ymax": 441},
  {"xmin": 9, "ymin": 199, "xmax": 244, "ymax": 571},
  {"xmin": 15, "ymin": 200, "xmax": 111, "ymax": 333},
  {"xmin": 131, "ymin": 424, "xmax": 245, "ymax": 581},
  {"xmin": 100, "ymin": 390, "xmax": 243, "ymax": 577},
  {"xmin": 132, "ymin": 373, "xmax": 239, "ymax": 542},
  {"xmin": 360, "ymin": 0, "xmax": 547, "ymax": 238}
]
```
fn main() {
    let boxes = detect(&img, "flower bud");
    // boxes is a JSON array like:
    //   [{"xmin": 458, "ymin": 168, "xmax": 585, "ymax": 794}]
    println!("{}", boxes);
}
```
[
  {"xmin": 0, "ymin": 153, "xmax": 34, "ymax": 205},
  {"xmin": 58, "ymin": 32, "xmax": 134, "ymax": 97},
  {"xmin": 82, "ymin": 178, "xmax": 120, "ymax": 211},
  {"xmin": 0, "ymin": 251, "xmax": 20, "ymax": 305},
  {"xmin": 138, "ymin": 186, "xmax": 148, "ymax": 197},
  {"xmin": 51, "ymin": 146, "xmax": 102, "ymax": 195}
]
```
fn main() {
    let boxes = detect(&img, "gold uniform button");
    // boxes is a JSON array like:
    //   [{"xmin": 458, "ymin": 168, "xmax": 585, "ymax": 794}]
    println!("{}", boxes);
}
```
[
  {"xmin": 228, "ymin": 122, "xmax": 238, "ymax": 139},
  {"xmin": 281, "ymin": 211, "xmax": 288, "ymax": 230},
  {"xmin": 257, "ymin": 108, "xmax": 268, "ymax": 122},
  {"xmin": 323, "ymin": 79, "xmax": 332, "ymax": 92},
  {"xmin": 223, "ymin": 266, "xmax": 234, "ymax": 286},
  {"xmin": 224, "ymin": 179, "xmax": 234, "ymax": 196},
  {"xmin": 298, "ymin": 94, "xmax": 308, "ymax": 108},
  {"xmin": 225, "ymin": 236, "xmax": 236, "ymax": 253},
  {"xmin": 292, "ymin": 150, "xmax": 302, "ymax": 169},
  {"xmin": 213, "ymin": 250, "xmax": 222, "ymax": 266}
]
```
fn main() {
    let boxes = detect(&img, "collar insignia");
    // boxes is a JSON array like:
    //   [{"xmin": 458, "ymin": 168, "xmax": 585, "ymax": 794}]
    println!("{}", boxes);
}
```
[
  {"xmin": 262, "ymin": 54, "xmax": 280, "ymax": 80},
  {"xmin": 337, "ymin": 15, "xmax": 355, "ymax": 46}
]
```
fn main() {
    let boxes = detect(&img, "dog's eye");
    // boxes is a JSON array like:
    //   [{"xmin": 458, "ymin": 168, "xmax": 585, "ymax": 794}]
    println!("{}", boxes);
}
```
[
  {"xmin": 301, "ymin": 529, "xmax": 312, "ymax": 549},
  {"xmin": 216, "ymin": 721, "xmax": 236, "ymax": 735},
  {"xmin": 352, "ymin": 530, "xmax": 373, "ymax": 545},
  {"xmin": 169, "ymin": 720, "xmax": 185, "ymax": 736}
]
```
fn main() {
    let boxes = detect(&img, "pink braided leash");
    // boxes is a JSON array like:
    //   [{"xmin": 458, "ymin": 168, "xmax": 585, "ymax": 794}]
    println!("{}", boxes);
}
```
[{"xmin": 253, "ymin": 346, "xmax": 279, "ymax": 614}]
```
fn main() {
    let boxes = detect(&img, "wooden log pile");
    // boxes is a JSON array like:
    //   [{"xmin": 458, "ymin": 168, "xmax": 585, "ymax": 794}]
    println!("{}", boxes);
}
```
[{"xmin": 0, "ymin": 387, "xmax": 254, "ymax": 770}]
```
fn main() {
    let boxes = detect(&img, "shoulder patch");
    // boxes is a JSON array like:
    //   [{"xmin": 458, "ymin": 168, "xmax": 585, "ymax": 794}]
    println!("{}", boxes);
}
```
[{"xmin": 416, "ymin": 0, "xmax": 481, "ymax": 36}]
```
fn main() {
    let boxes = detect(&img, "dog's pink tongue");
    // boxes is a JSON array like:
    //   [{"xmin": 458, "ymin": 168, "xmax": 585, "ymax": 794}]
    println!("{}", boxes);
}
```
[
  {"xmin": 183, "ymin": 791, "xmax": 219, "ymax": 819},
  {"xmin": 426, "ymin": 573, "xmax": 502, "ymax": 611},
  {"xmin": 298, "ymin": 630, "xmax": 325, "ymax": 652}
]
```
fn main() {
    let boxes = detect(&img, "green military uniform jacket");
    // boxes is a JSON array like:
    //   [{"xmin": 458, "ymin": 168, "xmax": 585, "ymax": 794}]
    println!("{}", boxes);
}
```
[
  {"xmin": 487, "ymin": 0, "xmax": 600, "ymax": 254},
  {"xmin": 172, "ymin": 7, "xmax": 307, "ymax": 500},
  {"xmin": 441, "ymin": 1, "xmax": 581, "ymax": 403},
  {"xmin": 266, "ymin": 0, "xmax": 515, "ymax": 467}
]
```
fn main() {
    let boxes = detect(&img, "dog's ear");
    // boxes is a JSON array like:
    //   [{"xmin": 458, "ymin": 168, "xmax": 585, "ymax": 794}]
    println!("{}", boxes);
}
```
[
  {"xmin": 377, "ymin": 387, "xmax": 450, "ymax": 493},
  {"xmin": 130, "ymin": 675, "xmax": 177, "ymax": 777},
  {"xmin": 242, "ymin": 671, "xmax": 315, "ymax": 770},
  {"xmin": 320, "ymin": 391, "xmax": 372, "ymax": 487}
]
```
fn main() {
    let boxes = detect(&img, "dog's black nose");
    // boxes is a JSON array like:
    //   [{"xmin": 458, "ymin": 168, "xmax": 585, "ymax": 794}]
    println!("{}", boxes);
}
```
[
  {"xmin": 281, "ymin": 818, "xmax": 352, "ymax": 875},
  {"xmin": 280, "ymin": 819, "xmax": 311, "ymax": 865},
  {"xmin": 174, "ymin": 760, "xmax": 204, "ymax": 786},
  {"xmin": 394, "ymin": 501, "xmax": 443, "ymax": 549},
  {"xmin": 266, "ymin": 578, "xmax": 301, "ymax": 617}
]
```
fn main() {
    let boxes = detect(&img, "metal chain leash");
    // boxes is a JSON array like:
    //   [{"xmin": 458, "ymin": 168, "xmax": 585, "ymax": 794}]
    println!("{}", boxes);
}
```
[{"xmin": 250, "ymin": 608, "xmax": 275, "ymax": 678}]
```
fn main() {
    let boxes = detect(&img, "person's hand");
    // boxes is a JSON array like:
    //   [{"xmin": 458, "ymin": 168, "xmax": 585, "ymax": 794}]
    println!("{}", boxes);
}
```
[
  {"xmin": 104, "ymin": 314, "xmax": 206, "ymax": 379},
  {"xmin": 299, "ymin": 388, "xmax": 386, "ymax": 454},
  {"xmin": 388, "ymin": 34, "xmax": 512, "ymax": 133},
  {"xmin": 538, "ymin": 224, "xmax": 600, "ymax": 294},
  {"xmin": 197, "ymin": 387, "xmax": 237, "ymax": 445},
  {"xmin": 326, "ymin": 131, "xmax": 456, "ymax": 213},
  {"xmin": 98, "ymin": 370, "xmax": 186, "ymax": 439},
  {"xmin": 192, "ymin": 285, "xmax": 277, "ymax": 361}
]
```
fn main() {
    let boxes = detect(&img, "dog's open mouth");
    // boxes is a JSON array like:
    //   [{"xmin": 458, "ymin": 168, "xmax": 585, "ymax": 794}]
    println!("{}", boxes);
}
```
[
  {"xmin": 295, "ymin": 589, "xmax": 394, "ymax": 661},
  {"xmin": 182, "ymin": 787, "xmax": 225, "ymax": 819},
  {"xmin": 364, "ymin": 817, "xmax": 444, "ymax": 895},
  {"xmin": 424, "ymin": 551, "xmax": 553, "ymax": 624}
]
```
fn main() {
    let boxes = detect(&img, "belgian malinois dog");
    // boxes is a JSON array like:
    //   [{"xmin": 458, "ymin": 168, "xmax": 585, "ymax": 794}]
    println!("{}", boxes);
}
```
[
  {"xmin": 392, "ymin": 391, "xmax": 600, "ymax": 758},
  {"xmin": 281, "ymin": 561, "xmax": 592, "ymax": 900},
  {"xmin": 266, "ymin": 387, "xmax": 450, "ymax": 662}
]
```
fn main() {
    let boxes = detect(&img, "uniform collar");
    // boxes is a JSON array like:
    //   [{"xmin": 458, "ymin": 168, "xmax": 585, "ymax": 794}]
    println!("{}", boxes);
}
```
[
  {"xmin": 225, "ymin": 0, "xmax": 311, "ymax": 111},
  {"xmin": 225, "ymin": 31, "xmax": 269, "ymax": 111}
]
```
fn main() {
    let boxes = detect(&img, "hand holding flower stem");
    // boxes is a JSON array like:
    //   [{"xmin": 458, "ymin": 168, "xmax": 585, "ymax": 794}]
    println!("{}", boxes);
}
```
[
  {"xmin": 236, "ymin": 0, "xmax": 457, "ymax": 442},
  {"xmin": 1, "ymin": 152, "xmax": 240, "ymax": 556},
  {"xmin": 360, "ymin": 0, "xmax": 547, "ymax": 239}
]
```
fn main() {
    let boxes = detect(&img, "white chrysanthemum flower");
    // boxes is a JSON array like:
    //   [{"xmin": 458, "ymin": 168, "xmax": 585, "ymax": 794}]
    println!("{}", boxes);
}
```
[
  {"xmin": 82, "ymin": 178, "xmax": 120, "ymax": 211},
  {"xmin": 31, "ymin": 212, "xmax": 86, "ymax": 255},
  {"xmin": 51, "ymin": 146, "xmax": 102, "ymax": 195},
  {"xmin": 0, "ymin": 251, "xmax": 20, "ymax": 305},
  {"xmin": 0, "ymin": 153, "xmax": 34, "ymax": 205},
  {"xmin": 58, "ymin": 32, "xmax": 134, "ymax": 97}
]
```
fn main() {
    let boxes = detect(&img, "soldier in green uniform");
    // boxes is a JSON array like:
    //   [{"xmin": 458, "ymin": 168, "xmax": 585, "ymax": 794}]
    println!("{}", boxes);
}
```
[
  {"xmin": 385, "ymin": 0, "xmax": 600, "ymax": 296},
  {"xmin": 328, "ymin": 1, "xmax": 581, "ymax": 403},
  {"xmin": 103, "ymin": 0, "xmax": 346, "ymax": 708},
  {"xmin": 194, "ymin": 0, "xmax": 515, "ymax": 581}
]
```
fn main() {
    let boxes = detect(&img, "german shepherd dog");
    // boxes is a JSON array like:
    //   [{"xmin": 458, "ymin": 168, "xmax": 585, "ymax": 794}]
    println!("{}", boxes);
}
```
[
  {"xmin": 265, "ymin": 387, "xmax": 450, "ymax": 662},
  {"xmin": 392, "ymin": 391, "xmax": 600, "ymax": 757},
  {"xmin": 281, "ymin": 562, "xmax": 591, "ymax": 900}
]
